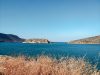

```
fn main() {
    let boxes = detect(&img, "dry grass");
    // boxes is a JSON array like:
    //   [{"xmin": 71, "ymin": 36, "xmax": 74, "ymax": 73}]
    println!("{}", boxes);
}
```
[{"xmin": 0, "ymin": 56, "xmax": 100, "ymax": 75}]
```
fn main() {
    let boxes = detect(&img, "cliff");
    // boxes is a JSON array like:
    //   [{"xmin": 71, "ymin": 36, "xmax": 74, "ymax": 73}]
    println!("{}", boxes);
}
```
[
  {"xmin": 24, "ymin": 39, "xmax": 50, "ymax": 43},
  {"xmin": 0, "ymin": 33, "xmax": 24, "ymax": 42},
  {"xmin": 69, "ymin": 35, "xmax": 100, "ymax": 44}
]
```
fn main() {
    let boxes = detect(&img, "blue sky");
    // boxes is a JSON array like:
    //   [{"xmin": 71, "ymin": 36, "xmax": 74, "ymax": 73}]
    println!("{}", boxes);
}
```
[{"xmin": 0, "ymin": 0, "xmax": 100, "ymax": 42}]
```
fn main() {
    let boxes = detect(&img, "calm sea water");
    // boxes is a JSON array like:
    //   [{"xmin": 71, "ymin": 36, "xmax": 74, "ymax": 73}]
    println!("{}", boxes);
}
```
[{"xmin": 0, "ymin": 42, "xmax": 100, "ymax": 69}]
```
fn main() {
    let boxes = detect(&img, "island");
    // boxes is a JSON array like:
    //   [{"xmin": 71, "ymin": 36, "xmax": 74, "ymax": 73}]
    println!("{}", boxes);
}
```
[{"xmin": 24, "ymin": 39, "xmax": 50, "ymax": 43}]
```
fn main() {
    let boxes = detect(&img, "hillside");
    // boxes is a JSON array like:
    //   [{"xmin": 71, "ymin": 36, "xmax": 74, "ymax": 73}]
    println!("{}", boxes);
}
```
[
  {"xmin": 0, "ymin": 33, "xmax": 23, "ymax": 42},
  {"xmin": 69, "ymin": 36, "xmax": 100, "ymax": 44},
  {"xmin": 0, "ymin": 33, "xmax": 50, "ymax": 43}
]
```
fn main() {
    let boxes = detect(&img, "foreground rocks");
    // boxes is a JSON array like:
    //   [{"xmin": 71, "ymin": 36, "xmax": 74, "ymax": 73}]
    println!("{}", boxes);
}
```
[{"xmin": 69, "ymin": 35, "xmax": 100, "ymax": 44}]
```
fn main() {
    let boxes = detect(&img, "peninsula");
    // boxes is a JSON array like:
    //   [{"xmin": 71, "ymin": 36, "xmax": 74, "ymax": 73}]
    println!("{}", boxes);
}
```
[
  {"xmin": 69, "ymin": 35, "xmax": 100, "ymax": 44},
  {"xmin": 0, "ymin": 33, "xmax": 50, "ymax": 43}
]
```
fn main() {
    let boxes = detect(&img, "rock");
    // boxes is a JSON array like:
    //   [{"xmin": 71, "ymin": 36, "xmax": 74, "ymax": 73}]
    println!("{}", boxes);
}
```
[{"xmin": 69, "ymin": 35, "xmax": 100, "ymax": 44}]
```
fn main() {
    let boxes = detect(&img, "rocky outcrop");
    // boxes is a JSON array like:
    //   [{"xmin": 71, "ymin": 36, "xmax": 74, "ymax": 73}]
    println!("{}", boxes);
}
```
[
  {"xmin": 0, "ymin": 33, "xmax": 24, "ymax": 42},
  {"xmin": 69, "ymin": 36, "xmax": 100, "ymax": 44},
  {"xmin": 24, "ymin": 39, "xmax": 50, "ymax": 43}
]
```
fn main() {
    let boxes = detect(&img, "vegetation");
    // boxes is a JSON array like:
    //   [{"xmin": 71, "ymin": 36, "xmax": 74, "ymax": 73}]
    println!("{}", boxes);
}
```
[{"xmin": 0, "ymin": 56, "xmax": 100, "ymax": 75}]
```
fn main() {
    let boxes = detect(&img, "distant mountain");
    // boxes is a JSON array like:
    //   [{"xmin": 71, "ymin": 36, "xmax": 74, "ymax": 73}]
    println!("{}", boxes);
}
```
[
  {"xmin": 69, "ymin": 36, "xmax": 100, "ymax": 44},
  {"xmin": 0, "ymin": 33, "xmax": 24, "ymax": 42}
]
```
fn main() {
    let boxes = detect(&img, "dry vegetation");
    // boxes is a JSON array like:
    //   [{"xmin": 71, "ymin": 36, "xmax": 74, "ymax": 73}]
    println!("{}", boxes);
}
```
[{"xmin": 0, "ymin": 55, "xmax": 100, "ymax": 75}]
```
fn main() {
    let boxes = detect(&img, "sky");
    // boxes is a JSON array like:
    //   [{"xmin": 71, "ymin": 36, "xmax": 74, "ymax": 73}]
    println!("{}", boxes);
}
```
[{"xmin": 0, "ymin": 0, "xmax": 100, "ymax": 42}]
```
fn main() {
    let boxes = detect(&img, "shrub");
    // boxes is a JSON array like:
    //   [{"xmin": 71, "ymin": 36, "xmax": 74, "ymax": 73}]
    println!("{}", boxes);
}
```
[{"xmin": 0, "ymin": 56, "xmax": 100, "ymax": 75}]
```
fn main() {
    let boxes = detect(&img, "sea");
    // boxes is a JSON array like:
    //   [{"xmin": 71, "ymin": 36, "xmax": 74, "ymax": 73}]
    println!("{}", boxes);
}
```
[{"xmin": 0, "ymin": 42, "xmax": 100, "ymax": 69}]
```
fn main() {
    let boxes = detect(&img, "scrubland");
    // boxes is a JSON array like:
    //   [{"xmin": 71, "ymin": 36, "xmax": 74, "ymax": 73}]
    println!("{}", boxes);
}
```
[{"xmin": 0, "ymin": 56, "xmax": 100, "ymax": 75}]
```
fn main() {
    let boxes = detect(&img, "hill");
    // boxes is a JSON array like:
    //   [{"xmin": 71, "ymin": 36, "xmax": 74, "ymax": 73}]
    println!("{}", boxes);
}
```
[
  {"xmin": 69, "ymin": 35, "xmax": 100, "ymax": 44},
  {"xmin": 0, "ymin": 33, "xmax": 50, "ymax": 43},
  {"xmin": 0, "ymin": 33, "xmax": 23, "ymax": 42}
]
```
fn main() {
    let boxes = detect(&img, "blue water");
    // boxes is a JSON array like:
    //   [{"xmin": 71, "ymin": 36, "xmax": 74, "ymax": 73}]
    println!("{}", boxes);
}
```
[{"xmin": 0, "ymin": 42, "xmax": 100, "ymax": 69}]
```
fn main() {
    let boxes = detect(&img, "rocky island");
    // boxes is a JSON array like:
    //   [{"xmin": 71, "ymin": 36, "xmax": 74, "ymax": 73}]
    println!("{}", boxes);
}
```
[
  {"xmin": 0, "ymin": 33, "xmax": 50, "ymax": 43},
  {"xmin": 69, "ymin": 35, "xmax": 100, "ymax": 44},
  {"xmin": 24, "ymin": 39, "xmax": 50, "ymax": 43}
]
